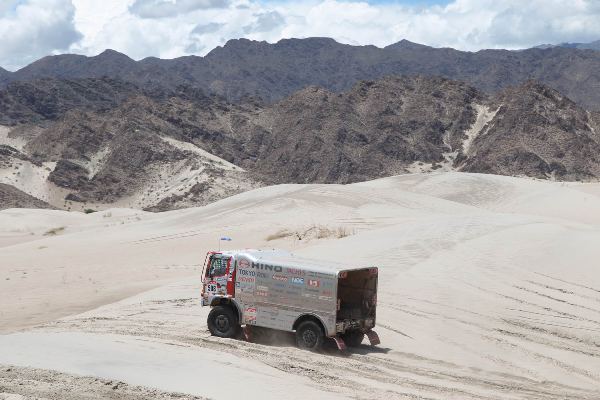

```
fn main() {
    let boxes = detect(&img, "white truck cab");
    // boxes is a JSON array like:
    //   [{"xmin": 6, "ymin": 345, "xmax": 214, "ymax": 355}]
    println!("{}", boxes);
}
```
[{"xmin": 200, "ymin": 249, "xmax": 380, "ymax": 351}]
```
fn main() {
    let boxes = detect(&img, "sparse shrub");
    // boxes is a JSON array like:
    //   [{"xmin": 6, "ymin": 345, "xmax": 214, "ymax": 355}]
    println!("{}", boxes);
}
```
[
  {"xmin": 84, "ymin": 209, "xmax": 96, "ymax": 214},
  {"xmin": 316, "ymin": 226, "xmax": 333, "ymax": 239},
  {"xmin": 43, "ymin": 226, "xmax": 65, "ymax": 236},
  {"xmin": 266, "ymin": 225, "xmax": 355, "ymax": 242},
  {"xmin": 336, "ymin": 227, "xmax": 352, "ymax": 238}
]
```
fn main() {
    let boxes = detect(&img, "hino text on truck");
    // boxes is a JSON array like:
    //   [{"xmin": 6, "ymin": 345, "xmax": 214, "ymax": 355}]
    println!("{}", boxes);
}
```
[{"xmin": 200, "ymin": 249, "xmax": 380, "ymax": 351}]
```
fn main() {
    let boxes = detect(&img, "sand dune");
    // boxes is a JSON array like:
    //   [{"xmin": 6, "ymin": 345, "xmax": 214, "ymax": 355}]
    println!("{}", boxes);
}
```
[{"xmin": 1, "ymin": 172, "xmax": 600, "ymax": 399}]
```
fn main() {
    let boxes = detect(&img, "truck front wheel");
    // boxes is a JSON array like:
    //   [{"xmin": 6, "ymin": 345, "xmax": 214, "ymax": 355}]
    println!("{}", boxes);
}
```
[
  {"xmin": 295, "ymin": 320, "xmax": 324, "ymax": 351},
  {"xmin": 207, "ymin": 305, "xmax": 239, "ymax": 338}
]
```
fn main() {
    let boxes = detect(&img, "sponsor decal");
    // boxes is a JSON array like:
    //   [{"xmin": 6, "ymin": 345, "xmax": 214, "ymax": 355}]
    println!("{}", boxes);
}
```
[
  {"xmin": 318, "ymin": 295, "xmax": 333, "ymax": 301},
  {"xmin": 291, "ymin": 277, "xmax": 304, "ymax": 285},
  {"xmin": 272, "ymin": 274, "xmax": 288, "ymax": 282},
  {"xmin": 321, "ymin": 290, "xmax": 333, "ymax": 296},
  {"xmin": 244, "ymin": 308, "xmax": 257, "ymax": 322},
  {"xmin": 285, "ymin": 267, "xmax": 305, "ymax": 276},
  {"xmin": 302, "ymin": 292, "xmax": 317, "ymax": 298},
  {"xmin": 251, "ymin": 262, "xmax": 283, "ymax": 272},
  {"xmin": 235, "ymin": 282, "xmax": 240, "ymax": 288},
  {"xmin": 257, "ymin": 285, "xmax": 269, "ymax": 291},
  {"xmin": 308, "ymin": 279, "xmax": 320, "ymax": 287},
  {"xmin": 238, "ymin": 259, "xmax": 250, "ymax": 268},
  {"xmin": 256, "ymin": 272, "xmax": 267, "ymax": 279},
  {"xmin": 239, "ymin": 269, "xmax": 256, "ymax": 277},
  {"xmin": 238, "ymin": 276, "xmax": 255, "ymax": 283},
  {"xmin": 255, "ymin": 290, "xmax": 268, "ymax": 297},
  {"xmin": 244, "ymin": 306, "xmax": 257, "ymax": 323},
  {"xmin": 321, "ymin": 281, "xmax": 334, "ymax": 288}
]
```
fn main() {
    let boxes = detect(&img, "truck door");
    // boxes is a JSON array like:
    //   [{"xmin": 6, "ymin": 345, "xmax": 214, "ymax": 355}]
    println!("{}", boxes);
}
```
[{"xmin": 205, "ymin": 254, "xmax": 231, "ymax": 298}]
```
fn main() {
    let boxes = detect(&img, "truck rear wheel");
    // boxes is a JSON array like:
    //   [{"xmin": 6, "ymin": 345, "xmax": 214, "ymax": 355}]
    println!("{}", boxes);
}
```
[
  {"xmin": 208, "ymin": 305, "xmax": 239, "ymax": 338},
  {"xmin": 341, "ymin": 330, "xmax": 364, "ymax": 347},
  {"xmin": 295, "ymin": 320, "xmax": 324, "ymax": 351}
]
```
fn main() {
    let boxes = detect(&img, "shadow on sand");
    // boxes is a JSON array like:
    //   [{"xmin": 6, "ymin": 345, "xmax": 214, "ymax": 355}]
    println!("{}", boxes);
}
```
[{"xmin": 237, "ymin": 327, "xmax": 391, "ymax": 356}]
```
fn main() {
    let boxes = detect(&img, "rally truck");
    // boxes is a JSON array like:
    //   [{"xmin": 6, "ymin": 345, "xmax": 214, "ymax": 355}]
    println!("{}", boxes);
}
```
[{"xmin": 200, "ymin": 249, "xmax": 380, "ymax": 351}]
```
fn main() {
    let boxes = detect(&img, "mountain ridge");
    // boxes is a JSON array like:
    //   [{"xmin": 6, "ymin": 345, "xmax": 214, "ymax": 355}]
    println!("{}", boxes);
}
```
[{"xmin": 3, "ymin": 38, "xmax": 600, "ymax": 110}]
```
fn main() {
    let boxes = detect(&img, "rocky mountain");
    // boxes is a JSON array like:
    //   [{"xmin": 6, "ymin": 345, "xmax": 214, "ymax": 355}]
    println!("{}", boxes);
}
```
[
  {"xmin": 535, "ymin": 40, "xmax": 600, "ymax": 51},
  {"xmin": 0, "ymin": 78, "xmax": 144, "ymax": 125},
  {"xmin": 2, "ymin": 74, "xmax": 599, "ymax": 212},
  {"xmin": 251, "ymin": 76, "xmax": 481, "ymax": 183},
  {"xmin": 0, "ymin": 183, "xmax": 54, "ymax": 210},
  {"xmin": 3, "ymin": 38, "xmax": 600, "ymax": 110},
  {"xmin": 0, "ymin": 87, "xmax": 259, "ymax": 211},
  {"xmin": 460, "ymin": 82, "xmax": 600, "ymax": 180},
  {"xmin": 0, "ymin": 67, "xmax": 10, "ymax": 85}
]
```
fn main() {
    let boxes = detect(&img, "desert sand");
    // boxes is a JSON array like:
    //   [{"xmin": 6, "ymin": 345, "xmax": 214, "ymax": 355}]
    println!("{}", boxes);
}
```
[{"xmin": 1, "ymin": 172, "xmax": 600, "ymax": 399}]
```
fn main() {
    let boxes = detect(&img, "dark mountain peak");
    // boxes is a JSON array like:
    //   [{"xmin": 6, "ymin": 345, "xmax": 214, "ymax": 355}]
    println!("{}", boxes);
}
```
[
  {"xmin": 222, "ymin": 38, "xmax": 267, "ymax": 49},
  {"xmin": 277, "ymin": 37, "xmax": 340, "ymax": 47},
  {"xmin": 94, "ymin": 49, "xmax": 134, "ymax": 62},
  {"xmin": 533, "ymin": 40, "xmax": 600, "ymax": 51},
  {"xmin": 385, "ymin": 39, "xmax": 432, "ymax": 51},
  {"xmin": 213, "ymin": 37, "xmax": 343, "ymax": 55},
  {"xmin": 20, "ymin": 53, "xmax": 86, "ymax": 70},
  {"xmin": 205, "ymin": 38, "xmax": 269, "ymax": 58},
  {"xmin": 12, "ymin": 53, "xmax": 88, "ymax": 81}
]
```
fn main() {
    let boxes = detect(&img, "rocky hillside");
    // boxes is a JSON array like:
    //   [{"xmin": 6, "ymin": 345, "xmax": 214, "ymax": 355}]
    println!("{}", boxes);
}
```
[
  {"xmin": 460, "ymin": 82, "xmax": 600, "ymax": 180},
  {"xmin": 251, "ymin": 76, "xmax": 481, "ymax": 183},
  {"xmin": 535, "ymin": 40, "xmax": 600, "ymax": 51},
  {"xmin": 0, "ymin": 67, "xmax": 10, "ymax": 86},
  {"xmin": 0, "ymin": 183, "xmax": 54, "ymax": 210},
  {"xmin": 3, "ymin": 38, "xmax": 600, "ymax": 110},
  {"xmin": 0, "ymin": 78, "xmax": 146, "ymax": 125},
  {"xmin": 2, "ymin": 74, "xmax": 600, "ymax": 212}
]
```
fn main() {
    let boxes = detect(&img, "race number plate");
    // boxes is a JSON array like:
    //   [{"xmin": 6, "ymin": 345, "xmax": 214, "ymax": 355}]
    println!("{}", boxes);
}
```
[{"xmin": 206, "ymin": 281, "xmax": 218, "ymax": 293}]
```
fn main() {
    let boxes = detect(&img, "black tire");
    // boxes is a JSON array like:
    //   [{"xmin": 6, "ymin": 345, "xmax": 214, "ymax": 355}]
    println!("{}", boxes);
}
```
[
  {"xmin": 207, "ymin": 305, "xmax": 239, "ymax": 338},
  {"xmin": 295, "ymin": 320, "xmax": 324, "ymax": 351},
  {"xmin": 341, "ymin": 330, "xmax": 364, "ymax": 347}
]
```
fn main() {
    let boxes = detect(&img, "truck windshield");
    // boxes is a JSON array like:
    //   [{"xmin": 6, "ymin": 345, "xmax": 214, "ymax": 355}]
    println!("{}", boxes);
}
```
[{"xmin": 208, "ymin": 256, "xmax": 228, "ymax": 277}]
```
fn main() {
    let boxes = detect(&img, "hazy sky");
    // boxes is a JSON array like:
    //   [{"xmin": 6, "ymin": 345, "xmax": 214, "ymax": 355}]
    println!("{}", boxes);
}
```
[{"xmin": 1, "ymin": 0, "xmax": 599, "ymax": 71}]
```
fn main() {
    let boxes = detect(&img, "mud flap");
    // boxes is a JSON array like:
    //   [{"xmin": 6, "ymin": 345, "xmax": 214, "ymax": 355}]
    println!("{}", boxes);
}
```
[
  {"xmin": 366, "ymin": 330, "xmax": 380, "ymax": 346},
  {"xmin": 332, "ymin": 336, "xmax": 347, "ymax": 351},
  {"xmin": 242, "ymin": 325, "xmax": 252, "ymax": 342}
]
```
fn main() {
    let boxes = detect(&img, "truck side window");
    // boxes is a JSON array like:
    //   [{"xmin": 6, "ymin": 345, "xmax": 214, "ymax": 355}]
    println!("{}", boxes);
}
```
[{"xmin": 209, "ymin": 256, "xmax": 228, "ymax": 277}]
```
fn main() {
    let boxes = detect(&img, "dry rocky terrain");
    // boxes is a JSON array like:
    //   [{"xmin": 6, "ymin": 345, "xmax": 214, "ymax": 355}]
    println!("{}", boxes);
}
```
[{"xmin": 2, "ymin": 74, "xmax": 600, "ymax": 211}]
